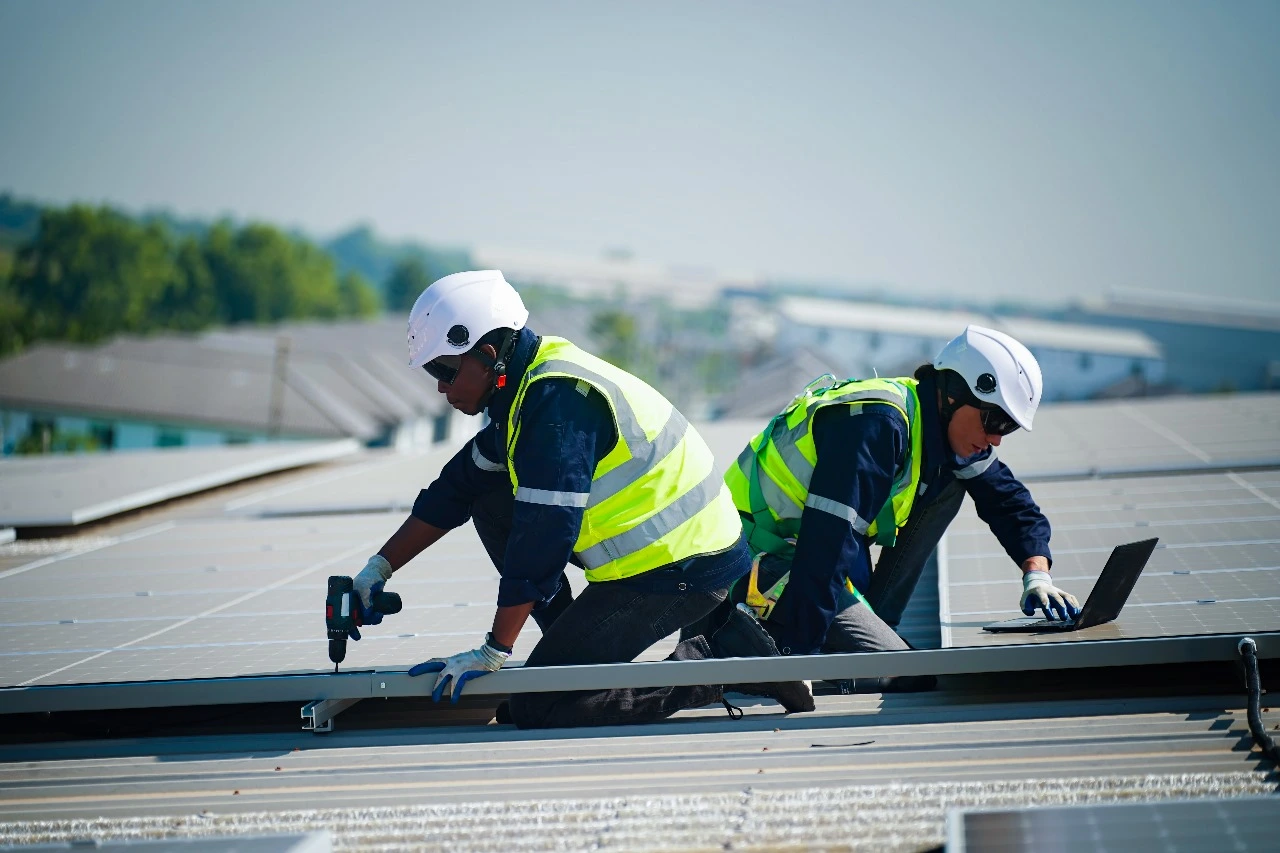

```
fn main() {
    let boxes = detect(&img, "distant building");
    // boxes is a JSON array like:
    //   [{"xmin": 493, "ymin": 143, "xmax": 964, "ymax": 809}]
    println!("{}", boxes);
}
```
[
  {"xmin": 994, "ymin": 316, "xmax": 1164, "ymax": 402},
  {"xmin": 1066, "ymin": 290, "xmax": 1280, "ymax": 393},
  {"xmin": 762, "ymin": 295, "xmax": 1165, "ymax": 403},
  {"xmin": 0, "ymin": 317, "xmax": 476, "ymax": 455}
]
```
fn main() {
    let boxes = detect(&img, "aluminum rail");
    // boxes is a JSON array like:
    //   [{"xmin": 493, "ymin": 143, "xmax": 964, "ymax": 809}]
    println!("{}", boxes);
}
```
[{"xmin": 2, "ymin": 631, "xmax": 1277, "ymax": 715}]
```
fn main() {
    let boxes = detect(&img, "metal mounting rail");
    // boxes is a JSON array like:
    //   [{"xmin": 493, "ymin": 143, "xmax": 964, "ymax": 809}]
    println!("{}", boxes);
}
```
[
  {"xmin": 2, "ymin": 631, "xmax": 1277, "ymax": 716},
  {"xmin": 301, "ymin": 697, "xmax": 363, "ymax": 732}
]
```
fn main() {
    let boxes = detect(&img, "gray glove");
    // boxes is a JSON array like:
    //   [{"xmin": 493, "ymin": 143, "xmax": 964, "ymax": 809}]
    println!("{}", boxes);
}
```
[
  {"xmin": 353, "ymin": 554, "xmax": 394, "ymax": 609},
  {"xmin": 1020, "ymin": 571, "xmax": 1081, "ymax": 621}
]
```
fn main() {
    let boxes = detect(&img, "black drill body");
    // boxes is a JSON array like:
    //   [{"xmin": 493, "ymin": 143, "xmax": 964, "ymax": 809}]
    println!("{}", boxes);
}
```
[{"xmin": 326, "ymin": 575, "xmax": 402, "ymax": 670}]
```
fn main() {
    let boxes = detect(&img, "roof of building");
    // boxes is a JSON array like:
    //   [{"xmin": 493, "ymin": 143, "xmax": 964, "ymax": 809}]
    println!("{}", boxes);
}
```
[
  {"xmin": 775, "ymin": 295, "xmax": 1165, "ymax": 359},
  {"xmin": 777, "ymin": 295, "xmax": 989, "ymax": 340},
  {"xmin": 0, "ymin": 318, "xmax": 449, "ymax": 441},
  {"xmin": 711, "ymin": 348, "xmax": 847, "ymax": 420},
  {"xmin": 1083, "ymin": 288, "xmax": 1280, "ymax": 333},
  {"xmin": 996, "ymin": 315, "xmax": 1162, "ymax": 359},
  {"xmin": 0, "ymin": 393, "xmax": 1276, "ymax": 851}
]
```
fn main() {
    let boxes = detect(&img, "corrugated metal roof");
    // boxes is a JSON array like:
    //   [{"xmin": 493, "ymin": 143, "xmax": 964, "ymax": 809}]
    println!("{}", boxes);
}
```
[{"xmin": 0, "ymin": 695, "xmax": 1273, "ymax": 849}]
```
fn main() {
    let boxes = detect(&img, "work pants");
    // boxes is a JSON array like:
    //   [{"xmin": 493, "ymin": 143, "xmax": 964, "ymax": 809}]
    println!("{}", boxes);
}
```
[
  {"xmin": 865, "ymin": 478, "xmax": 966, "ymax": 629},
  {"xmin": 683, "ymin": 478, "xmax": 966, "ymax": 652},
  {"xmin": 471, "ymin": 487, "xmax": 735, "ymax": 730}
]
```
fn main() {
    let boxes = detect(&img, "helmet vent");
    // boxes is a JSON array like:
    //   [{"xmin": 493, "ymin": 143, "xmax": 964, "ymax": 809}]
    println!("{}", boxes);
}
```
[{"xmin": 447, "ymin": 325, "xmax": 471, "ymax": 348}]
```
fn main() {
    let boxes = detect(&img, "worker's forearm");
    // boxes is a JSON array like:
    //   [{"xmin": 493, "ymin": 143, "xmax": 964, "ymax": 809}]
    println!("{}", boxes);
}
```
[
  {"xmin": 378, "ymin": 516, "xmax": 448, "ymax": 571},
  {"xmin": 490, "ymin": 602, "xmax": 535, "ymax": 650},
  {"xmin": 1021, "ymin": 555, "xmax": 1050, "ymax": 574}
]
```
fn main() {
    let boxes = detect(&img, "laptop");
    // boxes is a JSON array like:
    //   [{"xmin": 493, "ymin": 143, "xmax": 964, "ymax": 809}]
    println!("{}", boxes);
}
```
[{"xmin": 983, "ymin": 538, "xmax": 1159, "ymax": 633}]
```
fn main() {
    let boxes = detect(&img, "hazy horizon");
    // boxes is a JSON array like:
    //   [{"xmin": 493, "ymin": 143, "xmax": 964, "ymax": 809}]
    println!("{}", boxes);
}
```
[{"xmin": 2, "ymin": 1, "xmax": 1277, "ymax": 305}]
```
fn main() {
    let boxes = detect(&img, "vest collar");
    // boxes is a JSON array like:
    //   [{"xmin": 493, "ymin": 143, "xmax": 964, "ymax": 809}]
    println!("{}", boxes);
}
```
[{"xmin": 484, "ymin": 327, "xmax": 540, "ymax": 427}]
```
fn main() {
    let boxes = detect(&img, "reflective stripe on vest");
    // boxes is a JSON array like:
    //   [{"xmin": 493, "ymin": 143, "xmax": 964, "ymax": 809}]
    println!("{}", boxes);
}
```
[
  {"xmin": 471, "ymin": 440, "xmax": 506, "ymax": 472},
  {"xmin": 726, "ymin": 376, "xmax": 924, "ymax": 553},
  {"xmin": 506, "ymin": 337, "xmax": 741, "ymax": 581}
]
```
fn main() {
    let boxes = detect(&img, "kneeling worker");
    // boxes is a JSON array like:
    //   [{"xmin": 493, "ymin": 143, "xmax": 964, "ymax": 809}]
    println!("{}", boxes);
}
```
[
  {"xmin": 719, "ymin": 325, "xmax": 1079, "ymax": 690},
  {"xmin": 348, "ymin": 271, "xmax": 812, "ymax": 729}
]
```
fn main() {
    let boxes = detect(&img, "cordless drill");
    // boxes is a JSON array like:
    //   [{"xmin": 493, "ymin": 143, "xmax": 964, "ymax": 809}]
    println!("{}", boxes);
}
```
[{"xmin": 325, "ymin": 575, "xmax": 403, "ymax": 672}]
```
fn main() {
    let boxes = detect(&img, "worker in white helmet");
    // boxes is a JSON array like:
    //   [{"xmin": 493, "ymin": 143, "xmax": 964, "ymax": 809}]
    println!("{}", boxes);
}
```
[
  {"xmin": 709, "ymin": 325, "xmax": 1078, "ymax": 692},
  {"xmin": 348, "ymin": 270, "xmax": 813, "ymax": 728}
]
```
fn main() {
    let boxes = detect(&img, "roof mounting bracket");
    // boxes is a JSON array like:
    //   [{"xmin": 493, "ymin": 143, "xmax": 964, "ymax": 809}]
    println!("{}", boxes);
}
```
[{"xmin": 301, "ymin": 697, "xmax": 362, "ymax": 733}]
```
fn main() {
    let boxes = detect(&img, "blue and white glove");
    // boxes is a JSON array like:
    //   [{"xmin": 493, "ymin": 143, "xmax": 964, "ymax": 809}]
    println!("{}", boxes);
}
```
[
  {"xmin": 353, "ymin": 555, "xmax": 394, "ymax": 626},
  {"xmin": 1021, "ymin": 571, "xmax": 1081, "ymax": 621},
  {"xmin": 409, "ymin": 636, "xmax": 510, "ymax": 703}
]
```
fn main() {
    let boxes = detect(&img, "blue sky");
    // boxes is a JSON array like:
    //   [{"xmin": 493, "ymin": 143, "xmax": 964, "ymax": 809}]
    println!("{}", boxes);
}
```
[{"xmin": 1, "ymin": 1, "xmax": 1277, "ymax": 305}]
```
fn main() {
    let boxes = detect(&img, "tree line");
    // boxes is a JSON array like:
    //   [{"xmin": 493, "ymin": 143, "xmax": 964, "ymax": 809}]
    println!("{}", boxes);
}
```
[{"xmin": 0, "ymin": 198, "xmax": 473, "ymax": 358}]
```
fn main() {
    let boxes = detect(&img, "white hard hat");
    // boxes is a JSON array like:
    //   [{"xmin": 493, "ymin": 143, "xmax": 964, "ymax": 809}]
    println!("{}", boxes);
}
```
[
  {"xmin": 406, "ymin": 270, "xmax": 528, "ymax": 369},
  {"xmin": 933, "ymin": 324, "xmax": 1043, "ymax": 430}
]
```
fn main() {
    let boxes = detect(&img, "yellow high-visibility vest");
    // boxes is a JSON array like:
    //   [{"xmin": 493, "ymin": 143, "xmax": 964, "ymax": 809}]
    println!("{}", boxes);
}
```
[
  {"xmin": 506, "ymin": 337, "xmax": 742, "ymax": 582},
  {"xmin": 725, "ymin": 376, "xmax": 924, "ymax": 561}
]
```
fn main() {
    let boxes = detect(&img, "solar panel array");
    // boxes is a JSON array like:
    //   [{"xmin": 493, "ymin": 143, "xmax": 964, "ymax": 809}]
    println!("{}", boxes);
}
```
[
  {"xmin": 222, "ymin": 446, "xmax": 458, "ymax": 518},
  {"xmin": 0, "ymin": 509, "xmax": 518, "ymax": 689},
  {"xmin": 941, "ymin": 469, "xmax": 1280, "ymax": 648},
  {"xmin": 948, "ymin": 796, "xmax": 1280, "ymax": 853},
  {"xmin": 996, "ymin": 392, "xmax": 1280, "ymax": 478},
  {"xmin": 0, "ymin": 441, "xmax": 358, "ymax": 529},
  {"xmin": 0, "ymin": 391, "xmax": 1277, "ymax": 698}
]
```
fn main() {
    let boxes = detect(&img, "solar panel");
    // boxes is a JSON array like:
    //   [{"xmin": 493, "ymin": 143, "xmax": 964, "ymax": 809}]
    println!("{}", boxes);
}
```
[
  {"xmin": 940, "ymin": 470, "xmax": 1280, "ymax": 648},
  {"xmin": 947, "ymin": 796, "xmax": 1280, "ymax": 853},
  {"xmin": 997, "ymin": 392, "xmax": 1280, "ymax": 479},
  {"xmin": 0, "ymin": 441, "xmax": 358, "ymax": 529},
  {"xmin": 0, "ymin": 512, "xmax": 517, "ymax": 688},
  {"xmin": 223, "ymin": 446, "xmax": 460, "ymax": 517}
]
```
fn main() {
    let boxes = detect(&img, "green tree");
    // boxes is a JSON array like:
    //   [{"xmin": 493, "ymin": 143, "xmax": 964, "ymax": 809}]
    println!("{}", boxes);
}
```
[
  {"xmin": 152, "ymin": 236, "xmax": 218, "ymax": 331},
  {"xmin": 338, "ymin": 270, "xmax": 380, "ymax": 317},
  {"xmin": 10, "ymin": 205, "xmax": 175, "ymax": 343},
  {"xmin": 203, "ymin": 221, "xmax": 346, "ymax": 323},
  {"xmin": 0, "ymin": 265, "xmax": 25, "ymax": 357},
  {"xmin": 384, "ymin": 256, "xmax": 432, "ymax": 311}
]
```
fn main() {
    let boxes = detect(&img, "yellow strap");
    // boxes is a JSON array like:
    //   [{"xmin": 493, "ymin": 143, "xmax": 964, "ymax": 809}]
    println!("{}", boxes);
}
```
[{"xmin": 744, "ymin": 552, "xmax": 790, "ymax": 620}]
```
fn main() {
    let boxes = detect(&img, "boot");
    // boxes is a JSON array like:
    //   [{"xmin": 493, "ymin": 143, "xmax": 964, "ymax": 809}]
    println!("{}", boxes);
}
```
[{"xmin": 709, "ymin": 605, "xmax": 814, "ymax": 714}]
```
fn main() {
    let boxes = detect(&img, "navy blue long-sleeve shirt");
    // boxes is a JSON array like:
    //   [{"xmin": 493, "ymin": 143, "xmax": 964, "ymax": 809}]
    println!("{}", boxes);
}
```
[
  {"xmin": 768, "ymin": 373, "xmax": 1052, "ymax": 655},
  {"xmin": 413, "ymin": 328, "xmax": 746, "ymax": 607}
]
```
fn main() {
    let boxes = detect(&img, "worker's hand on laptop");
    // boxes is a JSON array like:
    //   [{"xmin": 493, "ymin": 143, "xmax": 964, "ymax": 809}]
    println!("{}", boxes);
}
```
[
  {"xmin": 353, "ymin": 554, "xmax": 394, "ymax": 614},
  {"xmin": 1020, "ymin": 571, "xmax": 1081, "ymax": 621},
  {"xmin": 409, "ymin": 638, "xmax": 510, "ymax": 703}
]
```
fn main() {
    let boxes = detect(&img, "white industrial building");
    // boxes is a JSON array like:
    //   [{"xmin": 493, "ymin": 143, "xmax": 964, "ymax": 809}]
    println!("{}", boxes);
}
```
[{"xmin": 766, "ymin": 295, "xmax": 1164, "ymax": 402}]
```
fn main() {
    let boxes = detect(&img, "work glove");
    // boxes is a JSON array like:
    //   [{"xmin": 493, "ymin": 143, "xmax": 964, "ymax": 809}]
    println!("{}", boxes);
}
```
[
  {"xmin": 353, "ymin": 555, "xmax": 394, "ymax": 626},
  {"xmin": 1021, "ymin": 571, "xmax": 1081, "ymax": 621},
  {"xmin": 343, "ymin": 580, "xmax": 391, "ymax": 642},
  {"xmin": 408, "ymin": 637, "xmax": 510, "ymax": 703}
]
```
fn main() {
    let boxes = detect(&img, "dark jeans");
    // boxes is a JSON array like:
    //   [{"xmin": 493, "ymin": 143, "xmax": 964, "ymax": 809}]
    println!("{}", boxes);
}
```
[
  {"xmin": 472, "ymin": 488, "xmax": 731, "ymax": 729},
  {"xmin": 866, "ymin": 478, "xmax": 965, "ymax": 629},
  {"xmin": 682, "ymin": 479, "xmax": 966, "ymax": 648}
]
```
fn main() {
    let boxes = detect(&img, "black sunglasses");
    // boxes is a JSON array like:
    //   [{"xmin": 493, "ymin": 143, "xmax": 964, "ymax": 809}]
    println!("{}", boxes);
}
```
[
  {"xmin": 423, "ymin": 355, "xmax": 463, "ymax": 385},
  {"xmin": 979, "ymin": 406, "xmax": 1020, "ymax": 437}
]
